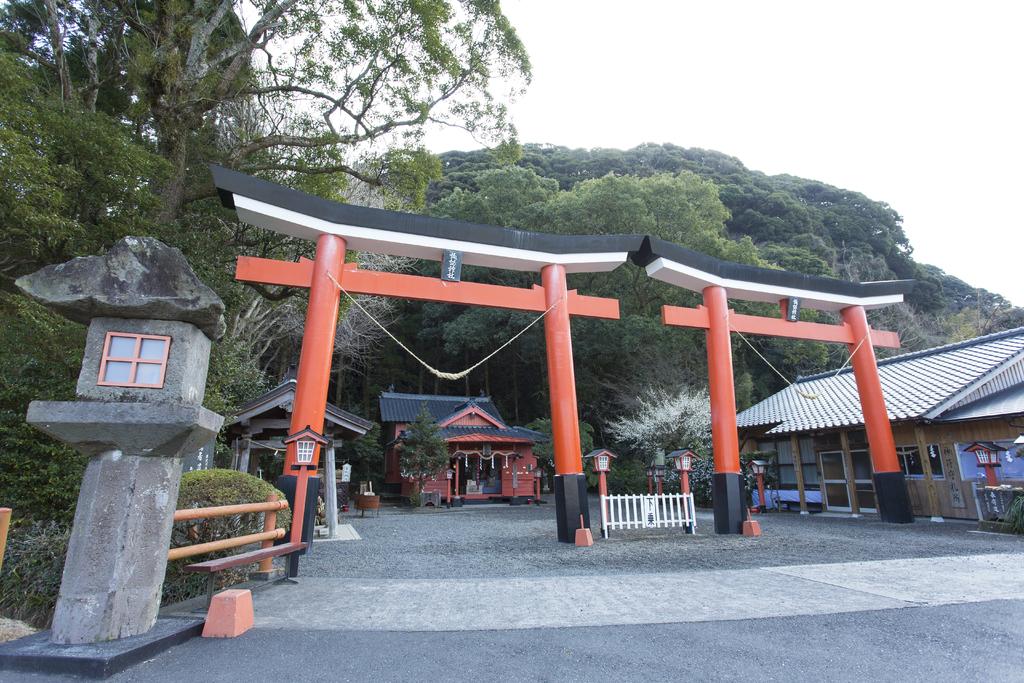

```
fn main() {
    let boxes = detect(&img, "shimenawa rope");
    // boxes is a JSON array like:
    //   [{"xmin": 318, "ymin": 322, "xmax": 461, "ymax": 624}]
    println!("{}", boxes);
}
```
[
  {"xmin": 327, "ymin": 271, "xmax": 560, "ymax": 381},
  {"xmin": 733, "ymin": 328, "xmax": 871, "ymax": 401}
]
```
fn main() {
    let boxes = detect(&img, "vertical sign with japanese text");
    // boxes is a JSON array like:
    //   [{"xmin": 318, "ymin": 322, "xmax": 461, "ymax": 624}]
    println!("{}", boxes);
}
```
[{"xmin": 441, "ymin": 250, "xmax": 463, "ymax": 282}]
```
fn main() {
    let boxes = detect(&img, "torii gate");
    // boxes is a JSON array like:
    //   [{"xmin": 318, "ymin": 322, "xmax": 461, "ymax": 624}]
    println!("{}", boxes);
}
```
[
  {"xmin": 212, "ymin": 166, "xmax": 640, "ymax": 551},
  {"xmin": 640, "ymin": 237, "xmax": 915, "ymax": 533}
]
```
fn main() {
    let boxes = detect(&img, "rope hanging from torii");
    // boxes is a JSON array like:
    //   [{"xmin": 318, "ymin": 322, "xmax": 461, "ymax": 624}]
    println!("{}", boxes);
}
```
[
  {"xmin": 732, "ymin": 328, "xmax": 871, "ymax": 401},
  {"xmin": 327, "ymin": 271, "xmax": 561, "ymax": 381}
]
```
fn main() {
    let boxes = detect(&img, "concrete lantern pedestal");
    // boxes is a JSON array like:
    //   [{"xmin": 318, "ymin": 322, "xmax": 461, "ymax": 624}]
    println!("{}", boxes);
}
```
[
  {"xmin": 10, "ymin": 237, "xmax": 226, "ymax": 649},
  {"xmin": 27, "ymin": 402, "xmax": 222, "ymax": 643}
]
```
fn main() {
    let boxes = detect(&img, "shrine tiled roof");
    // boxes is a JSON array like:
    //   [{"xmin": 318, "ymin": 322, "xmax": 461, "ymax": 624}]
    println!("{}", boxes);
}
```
[
  {"xmin": 379, "ymin": 391, "xmax": 504, "ymax": 424},
  {"xmin": 439, "ymin": 425, "xmax": 545, "ymax": 443},
  {"xmin": 228, "ymin": 378, "xmax": 373, "ymax": 436},
  {"xmin": 737, "ymin": 326, "xmax": 1024, "ymax": 435}
]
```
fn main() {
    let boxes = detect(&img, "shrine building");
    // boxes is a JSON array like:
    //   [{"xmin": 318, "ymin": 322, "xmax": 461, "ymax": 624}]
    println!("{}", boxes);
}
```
[
  {"xmin": 738, "ymin": 326, "xmax": 1024, "ymax": 520},
  {"xmin": 380, "ymin": 391, "xmax": 544, "ymax": 504}
]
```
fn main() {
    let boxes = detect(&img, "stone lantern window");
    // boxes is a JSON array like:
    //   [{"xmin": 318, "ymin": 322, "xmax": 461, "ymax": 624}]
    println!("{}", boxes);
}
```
[{"xmin": 97, "ymin": 332, "xmax": 171, "ymax": 388}]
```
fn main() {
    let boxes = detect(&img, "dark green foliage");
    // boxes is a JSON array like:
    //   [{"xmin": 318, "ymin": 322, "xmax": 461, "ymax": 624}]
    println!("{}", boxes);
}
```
[
  {"xmin": 335, "ymin": 422, "xmax": 384, "ymax": 490},
  {"xmin": 0, "ymin": 53, "xmax": 168, "ymax": 282},
  {"xmin": 163, "ymin": 469, "xmax": 291, "ymax": 605},
  {"xmin": 0, "ymin": 294, "xmax": 87, "ymax": 522},
  {"xmin": 429, "ymin": 143, "xmax": 1022, "ymax": 343},
  {"xmin": 603, "ymin": 458, "xmax": 648, "ymax": 496},
  {"xmin": 0, "ymin": 520, "xmax": 70, "ymax": 628},
  {"xmin": 526, "ymin": 418, "xmax": 595, "ymax": 472}
]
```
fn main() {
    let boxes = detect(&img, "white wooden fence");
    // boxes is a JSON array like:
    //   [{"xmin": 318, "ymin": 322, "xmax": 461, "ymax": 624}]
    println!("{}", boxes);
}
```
[{"xmin": 600, "ymin": 493, "xmax": 696, "ymax": 538}]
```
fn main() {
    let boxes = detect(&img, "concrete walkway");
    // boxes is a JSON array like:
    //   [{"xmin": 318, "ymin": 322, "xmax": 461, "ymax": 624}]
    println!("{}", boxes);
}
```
[{"xmin": 253, "ymin": 552, "xmax": 1024, "ymax": 632}]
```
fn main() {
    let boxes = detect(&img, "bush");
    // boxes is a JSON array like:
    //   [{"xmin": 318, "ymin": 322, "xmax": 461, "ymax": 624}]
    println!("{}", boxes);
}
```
[
  {"xmin": 0, "ymin": 520, "xmax": 71, "ymax": 628},
  {"xmin": 163, "ymin": 469, "xmax": 291, "ymax": 605},
  {"xmin": 603, "ymin": 458, "xmax": 649, "ymax": 495},
  {"xmin": 1006, "ymin": 493, "xmax": 1024, "ymax": 535},
  {"xmin": 0, "ymin": 293, "xmax": 88, "ymax": 524}
]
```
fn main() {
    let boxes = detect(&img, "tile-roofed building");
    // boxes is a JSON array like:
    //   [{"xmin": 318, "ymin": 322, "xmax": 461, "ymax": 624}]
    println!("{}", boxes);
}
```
[
  {"xmin": 378, "ymin": 391, "xmax": 504, "ymax": 424},
  {"xmin": 379, "ymin": 391, "xmax": 544, "ymax": 504},
  {"xmin": 225, "ymin": 376, "xmax": 372, "ymax": 475},
  {"xmin": 739, "ymin": 326, "xmax": 1024, "ymax": 434},
  {"xmin": 737, "ymin": 327, "xmax": 1024, "ymax": 521}
]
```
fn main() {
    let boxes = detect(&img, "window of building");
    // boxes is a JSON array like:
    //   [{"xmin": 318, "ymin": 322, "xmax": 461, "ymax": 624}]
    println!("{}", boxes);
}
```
[
  {"xmin": 897, "ymin": 445, "xmax": 925, "ymax": 477},
  {"xmin": 926, "ymin": 443, "xmax": 945, "ymax": 479},
  {"xmin": 97, "ymin": 332, "xmax": 171, "ymax": 388},
  {"xmin": 897, "ymin": 444, "xmax": 945, "ymax": 479}
]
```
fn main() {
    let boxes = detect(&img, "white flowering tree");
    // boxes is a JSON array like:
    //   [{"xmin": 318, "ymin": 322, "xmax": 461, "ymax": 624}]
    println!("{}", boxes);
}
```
[
  {"xmin": 608, "ymin": 386, "xmax": 712, "ymax": 457},
  {"xmin": 607, "ymin": 386, "xmax": 715, "ymax": 502}
]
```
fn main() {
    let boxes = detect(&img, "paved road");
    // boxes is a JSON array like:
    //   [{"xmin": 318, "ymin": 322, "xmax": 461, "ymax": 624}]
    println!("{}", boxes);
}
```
[{"xmin": 13, "ymin": 600, "xmax": 1023, "ymax": 682}]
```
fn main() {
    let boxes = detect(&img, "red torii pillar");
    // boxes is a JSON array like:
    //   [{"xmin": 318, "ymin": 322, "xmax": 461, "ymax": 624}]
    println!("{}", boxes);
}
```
[
  {"xmin": 236, "ymin": 249, "xmax": 619, "ymax": 552},
  {"xmin": 664, "ymin": 290, "xmax": 913, "ymax": 533}
]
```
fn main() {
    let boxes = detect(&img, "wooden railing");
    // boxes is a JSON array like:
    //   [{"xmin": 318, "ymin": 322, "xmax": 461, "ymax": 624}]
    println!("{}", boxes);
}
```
[
  {"xmin": 168, "ymin": 495, "xmax": 288, "ymax": 572},
  {"xmin": 0, "ymin": 507, "xmax": 11, "ymax": 573}
]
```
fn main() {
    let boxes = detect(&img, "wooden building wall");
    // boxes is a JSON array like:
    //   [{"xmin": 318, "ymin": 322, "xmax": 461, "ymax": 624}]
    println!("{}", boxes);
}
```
[{"xmin": 746, "ymin": 417, "xmax": 1023, "ymax": 520}]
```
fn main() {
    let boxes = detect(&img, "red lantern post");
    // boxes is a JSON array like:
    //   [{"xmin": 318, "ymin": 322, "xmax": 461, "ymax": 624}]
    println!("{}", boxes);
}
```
[
  {"xmin": 748, "ymin": 459, "xmax": 768, "ymax": 513},
  {"xmin": 670, "ymin": 448, "xmax": 698, "ymax": 495},
  {"xmin": 965, "ymin": 442, "xmax": 1003, "ymax": 487}
]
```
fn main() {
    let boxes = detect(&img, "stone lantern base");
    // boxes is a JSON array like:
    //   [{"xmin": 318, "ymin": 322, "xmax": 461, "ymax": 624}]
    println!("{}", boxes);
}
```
[{"xmin": 27, "ymin": 401, "xmax": 222, "ymax": 644}]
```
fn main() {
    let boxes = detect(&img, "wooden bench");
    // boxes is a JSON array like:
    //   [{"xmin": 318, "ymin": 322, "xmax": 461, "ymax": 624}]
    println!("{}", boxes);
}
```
[{"xmin": 185, "ymin": 542, "xmax": 307, "ymax": 606}]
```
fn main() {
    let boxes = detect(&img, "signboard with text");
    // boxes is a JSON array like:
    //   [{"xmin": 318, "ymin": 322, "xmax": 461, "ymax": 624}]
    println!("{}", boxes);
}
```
[{"xmin": 441, "ymin": 250, "xmax": 463, "ymax": 282}]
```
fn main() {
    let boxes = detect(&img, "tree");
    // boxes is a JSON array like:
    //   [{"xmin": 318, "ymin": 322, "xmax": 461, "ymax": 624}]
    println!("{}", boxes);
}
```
[
  {"xmin": 0, "ymin": 52, "xmax": 166, "ymax": 284},
  {"xmin": 607, "ymin": 386, "xmax": 712, "ymax": 461},
  {"xmin": 400, "ymin": 404, "xmax": 449, "ymax": 502},
  {"xmin": 525, "ymin": 418, "xmax": 595, "ymax": 472},
  {"xmin": 2, "ymin": 0, "xmax": 532, "ymax": 219}
]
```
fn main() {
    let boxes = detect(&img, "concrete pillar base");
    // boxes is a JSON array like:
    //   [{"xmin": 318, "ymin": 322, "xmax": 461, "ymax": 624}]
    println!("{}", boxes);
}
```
[
  {"xmin": 51, "ymin": 452, "xmax": 183, "ymax": 645},
  {"xmin": 874, "ymin": 471, "xmax": 914, "ymax": 524},
  {"xmin": 713, "ymin": 472, "xmax": 746, "ymax": 535},
  {"xmin": 554, "ymin": 474, "xmax": 589, "ymax": 543}
]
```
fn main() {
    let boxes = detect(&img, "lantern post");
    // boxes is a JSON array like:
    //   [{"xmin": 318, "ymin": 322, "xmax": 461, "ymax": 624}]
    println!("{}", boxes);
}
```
[
  {"xmin": 748, "ymin": 459, "xmax": 768, "ymax": 513},
  {"xmin": 584, "ymin": 449, "xmax": 617, "ymax": 538},
  {"xmin": 670, "ymin": 448, "xmax": 698, "ymax": 495},
  {"xmin": 966, "ymin": 442, "xmax": 1004, "ymax": 487}
]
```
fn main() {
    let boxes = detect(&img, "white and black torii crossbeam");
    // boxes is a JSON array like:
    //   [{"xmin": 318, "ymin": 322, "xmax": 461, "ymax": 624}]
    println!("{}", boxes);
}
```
[{"xmin": 212, "ymin": 165, "xmax": 915, "ymax": 548}]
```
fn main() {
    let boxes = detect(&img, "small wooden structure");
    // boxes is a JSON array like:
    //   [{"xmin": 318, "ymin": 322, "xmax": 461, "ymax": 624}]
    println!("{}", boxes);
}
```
[{"xmin": 224, "ymin": 375, "xmax": 372, "ymax": 534}]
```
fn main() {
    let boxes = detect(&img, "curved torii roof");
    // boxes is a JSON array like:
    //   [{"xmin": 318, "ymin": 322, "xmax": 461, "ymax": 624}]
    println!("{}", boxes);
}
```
[{"xmin": 212, "ymin": 166, "xmax": 912, "ymax": 312}]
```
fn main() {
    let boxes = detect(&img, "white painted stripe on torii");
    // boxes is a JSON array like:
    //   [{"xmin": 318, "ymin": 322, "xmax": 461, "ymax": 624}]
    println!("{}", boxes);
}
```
[
  {"xmin": 250, "ymin": 552, "xmax": 1024, "ymax": 632},
  {"xmin": 645, "ymin": 257, "xmax": 906, "ymax": 311},
  {"xmin": 233, "ymin": 195, "xmax": 631, "ymax": 274}
]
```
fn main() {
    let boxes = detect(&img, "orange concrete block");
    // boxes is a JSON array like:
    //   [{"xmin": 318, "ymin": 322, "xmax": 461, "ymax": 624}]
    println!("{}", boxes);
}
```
[
  {"xmin": 742, "ymin": 520, "xmax": 762, "ymax": 537},
  {"xmin": 575, "ymin": 527, "xmax": 594, "ymax": 546},
  {"xmin": 202, "ymin": 589, "xmax": 254, "ymax": 638}
]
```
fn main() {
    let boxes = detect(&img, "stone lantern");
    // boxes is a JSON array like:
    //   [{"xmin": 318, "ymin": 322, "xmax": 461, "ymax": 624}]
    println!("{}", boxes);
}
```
[{"xmin": 15, "ymin": 237, "xmax": 225, "ymax": 646}]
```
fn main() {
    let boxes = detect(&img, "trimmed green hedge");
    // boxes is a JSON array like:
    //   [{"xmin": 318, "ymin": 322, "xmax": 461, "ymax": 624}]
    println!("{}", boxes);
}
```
[{"xmin": 163, "ymin": 469, "xmax": 291, "ymax": 605}]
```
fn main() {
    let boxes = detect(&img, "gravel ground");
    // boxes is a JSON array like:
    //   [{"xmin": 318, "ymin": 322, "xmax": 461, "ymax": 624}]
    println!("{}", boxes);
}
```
[{"xmin": 302, "ymin": 499, "xmax": 1024, "ymax": 579}]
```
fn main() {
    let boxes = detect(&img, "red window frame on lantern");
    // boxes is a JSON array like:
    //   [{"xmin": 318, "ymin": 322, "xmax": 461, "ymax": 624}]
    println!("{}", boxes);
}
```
[{"xmin": 97, "ymin": 332, "xmax": 171, "ymax": 388}]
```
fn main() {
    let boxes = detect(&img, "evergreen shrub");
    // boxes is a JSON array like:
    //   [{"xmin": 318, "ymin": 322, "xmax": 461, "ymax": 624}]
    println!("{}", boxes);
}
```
[
  {"xmin": 0, "ymin": 520, "xmax": 70, "ymax": 628},
  {"xmin": 163, "ymin": 469, "xmax": 291, "ymax": 605}
]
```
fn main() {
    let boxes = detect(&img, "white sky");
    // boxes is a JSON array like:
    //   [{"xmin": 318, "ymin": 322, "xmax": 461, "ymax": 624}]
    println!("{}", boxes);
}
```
[{"xmin": 423, "ymin": 0, "xmax": 1024, "ymax": 306}]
